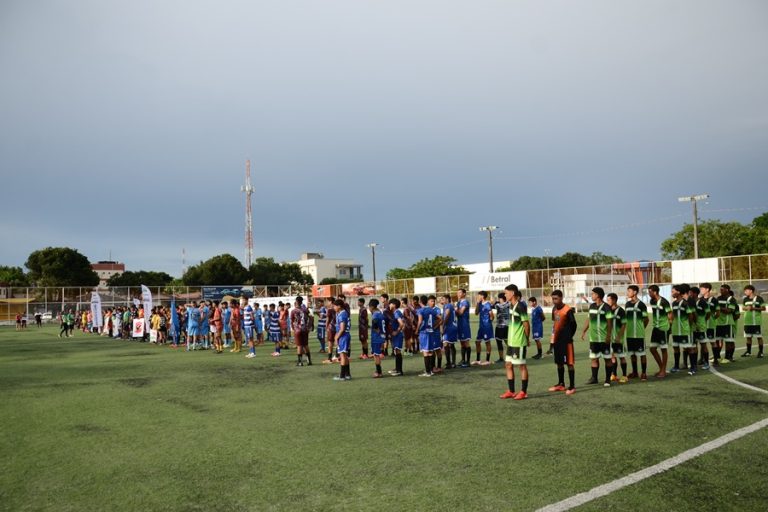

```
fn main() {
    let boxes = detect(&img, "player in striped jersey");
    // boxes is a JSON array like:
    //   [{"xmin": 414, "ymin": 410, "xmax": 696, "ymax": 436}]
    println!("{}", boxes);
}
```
[
  {"xmin": 316, "ymin": 303, "xmax": 327, "ymax": 353},
  {"xmin": 742, "ymin": 285, "xmax": 764, "ymax": 358},
  {"xmin": 242, "ymin": 299, "xmax": 257, "ymax": 359},
  {"xmin": 606, "ymin": 293, "xmax": 628, "ymax": 383},
  {"xmin": 624, "ymin": 285, "xmax": 649, "ymax": 380}
]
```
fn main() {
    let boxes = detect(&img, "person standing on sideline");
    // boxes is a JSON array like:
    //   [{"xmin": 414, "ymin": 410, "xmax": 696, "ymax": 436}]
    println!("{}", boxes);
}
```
[
  {"xmin": 291, "ymin": 297, "xmax": 312, "ymax": 366},
  {"xmin": 456, "ymin": 289, "xmax": 472, "ymax": 367},
  {"xmin": 500, "ymin": 287, "xmax": 531, "ymax": 400},
  {"xmin": 742, "ymin": 285, "xmax": 764, "ymax": 358},
  {"xmin": 547, "ymin": 290, "xmax": 577, "ymax": 395},
  {"xmin": 648, "ymin": 285, "xmax": 672, "ymax": 378},
  {"xmin": 581, "ymin": 287, "xmax": 614, "ymax": 387},
  {"xmin": 358, "ymin": 298, "xmax": 370, "ymax": 360}
]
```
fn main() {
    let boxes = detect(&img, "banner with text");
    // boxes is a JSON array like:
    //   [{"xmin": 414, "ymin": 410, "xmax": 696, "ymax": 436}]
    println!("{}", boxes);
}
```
[{"xmin": 469, "ymin": 271, "xmax": 527, "ymax": 291}]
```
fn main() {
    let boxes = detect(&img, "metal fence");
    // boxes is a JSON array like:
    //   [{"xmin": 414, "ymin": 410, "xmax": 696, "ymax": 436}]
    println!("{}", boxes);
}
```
[{"xmin": 2, "ymin": 254, "xmax": 767, "ymax": 322}]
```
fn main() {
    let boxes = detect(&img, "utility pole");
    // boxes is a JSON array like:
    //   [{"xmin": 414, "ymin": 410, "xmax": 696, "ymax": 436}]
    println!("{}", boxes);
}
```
[
  {"xmin": 366, "ymin": 243, "xmax": 379, "ymax": 283},
  {"xmin": 677, "ymin": 194, "xmax": 710, "ymax": 259},
  {"xmin": 479, "ymin": 226, "xmax": 498, "ymax": 272}
]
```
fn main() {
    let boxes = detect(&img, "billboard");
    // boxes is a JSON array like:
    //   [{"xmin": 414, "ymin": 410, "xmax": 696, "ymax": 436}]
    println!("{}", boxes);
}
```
[
  {"xmin": 469, "ymin": 271, "xmax": 527, "ymax": 291},
  {"xmin": 202, "ymin": 287, "xmax": 254, "ymax": 301}
]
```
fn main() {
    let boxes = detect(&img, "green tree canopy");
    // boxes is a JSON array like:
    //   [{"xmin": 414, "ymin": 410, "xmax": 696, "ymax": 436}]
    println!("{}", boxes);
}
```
[
  {"xmin": 25, "ymin": 247, "xmax": 99, "ymax": 287},
  {"xmin": 249, "ymin": 257, "xmax": 313, "ymax": 285},
  {"xmin": 0, "ymin": 266, "xmax": 30, "ymax": 286},
  {"xmin": 497, "ymin": 252, "xmax": 623, "ymax": 271},
  {"xmin": 319, "ymin": 277, "xmax": 358, "ymax": 285},
  {"xmin": 386, "ymin": 255, "xmax": 468, "ymax": 279},
  {"xmin": 108, "ymin": 271, "xmax": 174, "ymax": 287},
  {"xmin": 182, "ymin": 254, "xmax": 249, "ymax": 285},
  {"xmin": 660, "ymin": 219, "xmax": 759, "ymax": 260}
]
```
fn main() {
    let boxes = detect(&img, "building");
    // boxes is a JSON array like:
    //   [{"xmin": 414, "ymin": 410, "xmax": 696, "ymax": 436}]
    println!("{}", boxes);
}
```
[
  {"xmin": 291, "ymin": 253, "xmax": 363, "ymax": 284},
  {"xmin": 559, "ymin": 273, "xmax": 631, "ymax": 306},
  {"xmin": 91, "ymin": 261, "xmax": 125, "ymax": 288}
]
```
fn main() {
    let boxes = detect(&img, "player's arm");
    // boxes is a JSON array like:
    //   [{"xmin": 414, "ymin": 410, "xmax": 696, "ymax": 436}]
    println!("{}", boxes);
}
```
[
  {"xmin": 475, "ymin": 301, "xmax": 481, "ymax": 315},
  {"xmin": 618, "ymin": 319, "xmax": 627, "ymax": 342},
  {"xmin": 757, "ymin": 298, "xmax": 766, "ymax": 312},
  {"xmin": 372, "ymin": 315, "xmax": 381, "ymax": 335},
  {"xmin": 605, "ymin": 315, "xmax": 613, "ymax": 343},
  {"xmin": 415, "ymin": 313, "xmax": 423, "ymax": 333},
  {"xmin": 523, "ymin": 320, "xmax": 531, "ymax": 347},
  {"xmin": 489, "ymin": 308, "xmax": 495, "ymax": 322},
  {"xmin": 394, "ymin": 316, "xmax": 404, "ymax": 336},
  {"xmin": 581, "ymin": 317, "xmax": 589, "ymax": 340},
  {"xmin": 567, "ymin": 310, "xmax": 578, "ymax": 340},
  {"xmin": 434, "ymin": 312, "xmax": 443, "ymax": 329},
  {"xmin": 335, "ymin": 317, "xmax": 346, "ymax": 341},
  {"xmin": 456, "ymin": 302, "xmax": 467, "ymax": 317}
]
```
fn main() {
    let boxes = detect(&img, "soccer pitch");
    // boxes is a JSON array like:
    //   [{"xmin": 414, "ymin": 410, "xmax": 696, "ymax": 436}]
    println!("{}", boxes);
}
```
[{"xmin": 1, "ymin": 320, "xmax": 767, "ymax": 512}]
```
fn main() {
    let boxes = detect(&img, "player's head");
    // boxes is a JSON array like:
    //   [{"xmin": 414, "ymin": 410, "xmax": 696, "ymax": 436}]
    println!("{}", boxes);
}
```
[
  {"xmin": 528, "ymin": 297, "xmax": 537, "ymax": 305},
  {"xmin": 700, "ymin": 283, "xmax": 712, "ymax": 295},
  {"xmin": 295, "ymin": 296, "xmax": 303, "ymax": 305},
  {"xmin": 672, "ymin": 284, "xmax": 685, "ymax": 298},
  {"xmin": 333, "ymin": 298, "xmax": 345, "ymax": 311},
  {"xmin": 551, "ymin": 289, "xmax": 564, "ymax": 307},
  {"xmin": 744, "ymin": 284, "xmax": 755, "ymax": 297},
  {"xmin": 412, "ymin": 296, "xmax": 419, "ymax": 305},
  {"xmin": 606, "ymin": 293, "xmax": 618, "ymax": 307},
  {"xmin": 390, "ymin": 298, "xmax": 401, "ymax": 309},
  {"xmin": 457, "ymin": 288, "xmax": 466, "ymax": 298},
  {"xmin": 368, "ymin": 298, "xmax": 379, "ymax": 311},
  {"xmin": 358, "ymin": 298, "xmax": 365, "ymax": 306},
  {"xmin": 380, "ymin": 293, "xmax": 389, "ymax": 302},
  {"xmin": 689, "ymin": 286, "xmax": 700, "ymax": 297},
  {"xmin": 478, "ymin": 291, "xmax": 488, "ymax": 301},
  {"xmin": 720, "ymin": 283, "xmax": 731, "ymax": 295},
  {"xmin": 591, "ymin": 287, "xmax": 605, "ymax": 301},
  {"xmin": 648, "ymin": 285, "xmax": 660, "ymax": 298},
  {"xmin": 497, "ymin": 292, "xmax": 506, "ymax": 302},
  {"xmin": 401, "ymin": 297, "xmax": 409, "ymax": 305},
  {"xmin": 420, "ymin": 295, "xmax": 428, "ymax": 306},
  {"xmin": 627, "ymin": 285, "xmax": 639, "ymax": 299},
  {"xmin": 428, "ymin": 295, "xmax": 436, "ymax": 306}
]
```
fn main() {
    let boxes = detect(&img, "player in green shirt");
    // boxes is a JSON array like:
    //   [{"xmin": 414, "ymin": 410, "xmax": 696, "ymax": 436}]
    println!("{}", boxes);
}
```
[
  {"xmin": 689, "ymin": 286, "xmax": 711, "ymax": 370},
  {"xmin": 606, "ymin": 293, "xmax": 629, "ymax": 383},
  {"xmin": 714, "ymin": 284, "xmax": 738, "ymax": 365},
  {"xmin": 500, "ymin": 285, "xmax": 530, "ymax": 401},
  {"xmin": 742, "ymin": 284, "xmax": 764, "ymax": 358},
  {"xmin": 696, "ymin": 284, "xmax": 716, "ymax": 369},
  {"xmin": 670, "ymin": 284, "xmax": 696, "ymax": 375},
  {"xmin": 624, "ymin": 285, "xmax": 649, "ymax": 380},
  {"xmin": 580, "ymin": 287, "xmax": 614, "ymax": 387},
  {"xmin": 648, "ymin": 285, "xmax": 673, "ymax": 378}
]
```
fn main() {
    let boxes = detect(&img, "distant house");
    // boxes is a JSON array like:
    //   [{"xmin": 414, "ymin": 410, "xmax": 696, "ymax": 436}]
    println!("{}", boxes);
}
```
[
  {"xmin": 91, "ymin": 261, "xmax": 125, "ymax": 288},
  {"xmin": 291, "ymin": 253, "xmax": 364, "ymax": 284}
]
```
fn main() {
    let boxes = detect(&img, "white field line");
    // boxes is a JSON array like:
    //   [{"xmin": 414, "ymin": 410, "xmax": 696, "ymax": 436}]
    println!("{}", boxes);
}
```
[{"xmin": 536, "ymin": 366, "xmax": 768, "ymax": 512}]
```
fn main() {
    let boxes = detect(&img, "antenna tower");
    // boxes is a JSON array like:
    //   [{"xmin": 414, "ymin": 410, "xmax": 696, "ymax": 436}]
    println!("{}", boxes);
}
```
[{"xmin": 241, "ymin": 160, "xmax": 254, "ymax": 268}]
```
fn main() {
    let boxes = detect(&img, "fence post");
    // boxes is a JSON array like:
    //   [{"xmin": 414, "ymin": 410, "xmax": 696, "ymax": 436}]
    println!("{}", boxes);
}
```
[{"xmin": 749, "ymin": 255, "xmax": 752, "ymax": 284}]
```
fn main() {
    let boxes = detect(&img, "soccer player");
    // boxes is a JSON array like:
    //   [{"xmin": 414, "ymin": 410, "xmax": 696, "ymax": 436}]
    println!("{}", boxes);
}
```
[
  {"xmin": 324, "ymin": 298, "xmax": 337, "ymax": 363},
  {"xmin": 199, "ymin": 301, "xmax": 210, "ymax": 349},
  {"xmin": 581, "ymin": 287, "xmax": 614, "ymax": 387},
  {"xmin": 185, "ymin": 302, "xmax": 200, "ymax": 351},
  {"xmin": 528, "ymin": 297, "xmax": 545, "ymax": 359},
  {"xmin": 548, "ymin": 290, "xmax": 577, "ymax": 395},
  {"xmin": 316, "ymin": 302, "xmax": 327, "ymax": 353},
  {"xmin": 268, "ymin": 304, "xmax": 282, "ymax": 356},
  {"xmin": 742, "ymin": 285, "xmax": 764, "ymax": 358},
  {"xmin": 210, "ymin": 301, "xmax": 223, "ymax": 353},
  {"xmin": 429, "ymin": 295, "xmax": 444, "ymax": 372},
  {"xmin": 648, "ymin": 284, "xmax": 672, "ymax": 378},
  {"xmin": 624, "ymin": 285, "xmax": 649, "ymax": 380},
  {"xmin": 500, "ymin": 286, "xmax": 530, "ymax": 400},
  {"xmin": 253, "ymin": 302, "xmax": 264, "ymax": 346},
  {"xmin": 606, "ymin": 293, "xmax": 628, "ymax": 383},
  {"xmin": 689, "ymin": 286, "xmax": 709, "ymax": 370},
  {"xmin": 358, "ymin": 297, "xmax": 370, "ymax": 359},
  {"xmin": 291, "ymin": 297, "xmax": 312, "ymax": 366},
  {"xmin": 389, "ymin": 298, "xmax": 406, "ymax": 376},
  {"xmin": 402, "ymin": 297, "xmax": 416, "ymax": 355},
  {"xmin": 714, "ymin": 284, "xmax": 737, "ymax": 365},
  {"xmin": 278, "ymin": 302, "xmax": 289, "ymax": 347},
  {"xmin": 369, "ymin": 299, "xmax": 385, "ymax": 377},
  {"xmin": 333, "ymin": 299, "xmax": 352, "ymax": 381},
  {"xmin": 441, "ymin": 294, "xmax": 458, "ymax": 369},
  {"xmin": 220, "ymin": 302, "xmax": 231, "ymax": 348},
  {"xmin": 230, "ymin": 301, "xmax": 243, "ymax": 353},
  {"xmin": 456, "ymin": 289, "xmax": 472, "ymax": 368},
  {"xmin": 700, "ymin": 283, "xmax": 717, "ymax": 366},
  {"xmin": 243, "ymin": 299, "xmax": 257, "ymax": 358},
  {"xmin": 416, "ymin": 295, "xmax": 441, "ymax": 377},
  {"xmin": 474, "ymin": 291, "xmax": 494, "ymax": 366},
  {"xmin": 670, "ymin": 284, "xmax": 696, "ymax": 374},
  {"xmin": 493, "ymin": 292, "xmax": 510, "ymax": 364}
]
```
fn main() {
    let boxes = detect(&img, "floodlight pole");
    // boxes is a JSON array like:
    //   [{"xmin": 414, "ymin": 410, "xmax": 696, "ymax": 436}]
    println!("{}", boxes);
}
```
[
  {"xmin": 678, "ymin": 194, "xmax": 710, "ymax": 259},
  {"xmin": 366, "ymin": 243, "xmax": 379, "ymax": 283},
  {"xmin": 479, "ymin": 226, "xmax": 498, "ymax": 272}
]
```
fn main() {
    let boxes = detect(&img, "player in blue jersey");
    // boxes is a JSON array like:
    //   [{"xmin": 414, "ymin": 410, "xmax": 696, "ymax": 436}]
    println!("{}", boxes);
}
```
[
  {"xmin": 185, "ymin": 302, "xmax": 200, "ymax": 351},
  {"xmin": 430, "ymin": 296, "xmax": 444, "ymax": 372},
  {"xmin": 416, "ymin": 295, "xmax": 442, "ymax": 377},
  {"xmin": 474, "ymin": 291, "xmax": 495, "ymax": 366},
  {"xmin": 199, "ymin": 302, "xmax": 210, "ymax": 349},
  {"xmin": 221, "ymin": 301, "xmax": 232, "ymax": 348},
  {"xmin": 440, "ymin": 294, "xmax": 458, "ymax": 369},
  {"xmin": 253, "ymin": 303, "xmax": 264, "ymax": 346},
  {"xmin": 242, "ymin": 300, "xmax": 257, "ymax": 358},
  {"xmin": 316, "ymin": 303, "xmax": 327, "ymax": 353},
  {"xmin": 369, "ymin": 299, "xmax": 385, "ymax": 378},
  {"xmin": 529, "ymin": 297, "xmax": 545, "ymax": 359},
  {"xmin": 333, "ymin": 299, "xmax": 352, "ymax": 381},
  {"xmin": 456, "ymin": 289, "xmax": 472, "ymax": 367},
  {"xmin": 388, "ymin": 298, "xmax": 406, "ymax": 376},
  {"xmin": 268, "ymin": 304, "xmax": 282, "ymax": 356}
]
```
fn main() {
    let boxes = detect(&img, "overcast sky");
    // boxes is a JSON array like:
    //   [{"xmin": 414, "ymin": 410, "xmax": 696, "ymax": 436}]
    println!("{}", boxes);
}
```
[{"xmin": 1, "ymin": 0, "xmax": 766, "ymax": 278}]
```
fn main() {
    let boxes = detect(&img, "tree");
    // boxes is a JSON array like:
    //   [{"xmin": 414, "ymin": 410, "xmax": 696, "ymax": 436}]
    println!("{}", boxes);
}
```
[
  {"xmin": 182, "ymin": 254, "xmax": 249, "ymax": 285},
  {"xmin": 660, "ymin": 220, "xmax": 754, "ymax": 260},
  {"xmin": 497, "ymin": 252, "xmax": 622, "ymax": 272},
  {"xmin": 25, "ymin": 247, "xmax": 99, "ymax": 287},
  {"xmin": 0, "ymin": 266, "xmax": 29, "ymax": 286},
  {"xmin": 108, "ymin": 271, "xmax": 174, "ymax": 287},
  {"xmin": 319, "ymin": 277, "xmax": 358, "ymax": 285},
  {"xmin": 386, "ymin": 255, "xmax": 468, "ymax": 279},
  {"xmin": 248, "ymin": 257, "xmax": 313, "ymax": 285}
]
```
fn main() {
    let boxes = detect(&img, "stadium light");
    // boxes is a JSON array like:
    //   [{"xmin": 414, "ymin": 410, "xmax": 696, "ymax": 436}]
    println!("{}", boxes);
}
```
[
  {"xmin": 366, "ymin": 243, "xmax": 379, "ymax": 283},
  {"xmin": 678, "ymin": 194, "xmax": 710, "ymax": 259},
  {"xmin": 479, "ymin": 226, "xmax": 499, "ymax": 272}
]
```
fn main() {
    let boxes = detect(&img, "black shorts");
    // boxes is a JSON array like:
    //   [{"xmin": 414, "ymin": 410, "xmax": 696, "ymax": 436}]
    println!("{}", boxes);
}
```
[
  {"xmin": 744, "ymin": 325, "xmax": 762, "ymax": 336},
  {"xmin": 626, "ymin": 337, "xmax": 645, "ymax": 354},
  {"xmin": 495, "ymin": 326, "xmax": 508, "ymax": 341},
  {"xmin": 611, "ymin": 342, "xmax": 625, "ymax": 356},
  {"xmin": 589, "ymin": 342, "xmax": 611, "ymax": 359},
  {"xmin": 715, "ymin": 325, "xmax": 733, "ymax": 340},
  {"xmin": 651, "ymin": 328, "xmax": 668, "ymax": 346},
  {"xmin": 553, "ymin": 342, "xmax": 575, "ymax": 366},
  {"xmin": 706, "ymin": 328, "xmax": 715, "ymax": 340},
  {"xmin": 693, "ymin": 331, "xmax": 706, "ymax": 342}
]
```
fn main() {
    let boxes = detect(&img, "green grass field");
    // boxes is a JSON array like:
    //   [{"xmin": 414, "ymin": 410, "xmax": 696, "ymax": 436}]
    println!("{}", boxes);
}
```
[{"xmin": 2, "ymin": 319, "xmax": 767, "ymax": 512}]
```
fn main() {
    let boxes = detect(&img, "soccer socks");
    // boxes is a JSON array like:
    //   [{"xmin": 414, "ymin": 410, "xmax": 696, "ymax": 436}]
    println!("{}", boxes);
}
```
[
  {"xmin": 568, "ymin": 368, "xmax": 575, "ymax": 389},
  {"xmin": 430, "ymin": 353, "xmax": 437, "ymax": 371},
  {"xmin": 745, "ymin": 342, "xmax": 752, "ymax": 354},
  {"xmin": 476, "ymin": 350, "xmax": 481, "ymax": 362},
  {"xmin": 250, "ymin": 346, "xmax": 256, "ymax": 355},
  {"xmin": 604, "ymin": 365, "xmax": 612, "ymax": 384},
  {"xmin": 631, "ymin": 357, "xmax": 638, "ymax": 375},
  {"xmin": 673, "ymin": 352, "xmax": 680, "ymax": 369},
  {"xmin": 395, "ymin": 353, "xmax": 403, "ymax": 373},
  {"xmin": 591, "ymin": 366, "xmax": 599, "ymax": 381},
  {"xmin": 424, "ymin": 357, "xmax": 431, "ymax": 374},
  {"xmin": 557, "ymin": 366, "xmax": 565, "ymax": 386},
  {"xmin": 297, "ymin": 354, "xmax": 302, "ymax": 363},
  {"xmin": 437, "ymin": 354, "xmax": 442, "ymax": 369},
  {"xmin": 713, "ymin": 345, "xmax": 721, "ymax": 362},
  {"xmin": 306, "ymin": 351, "xmax": 312, "ymax": 364},
  {"xmin": 375, "ymin": 364, "xmax": 382, "ymax": 375},
  {"xmin": 641, "ymin": 359, "xmax": 647, "ymax": 373},
  {"xmin": 522, "ymin": 379, "xmax": 528, "ymax": 393},
  {"xmin": 451, "ymin": 345, "xmax": 457, "ymax": 365},
  {"xmin": 363, "ymin": 346, "xmax": 369, "ymax": 356},
  {"xmin": 620, "ymin": 361, "xmax": 627, "ymax": 377},
  {"xmin": 485, "ymin": 352, "xmax": 491, "ymax": 363},
  {"xmin": 508, "ymin": 379, "xmax": 515, "ymax": 393},
  {"xmin": 689, "ymin": 354, "xmax": 697, "ymax": 372}
]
